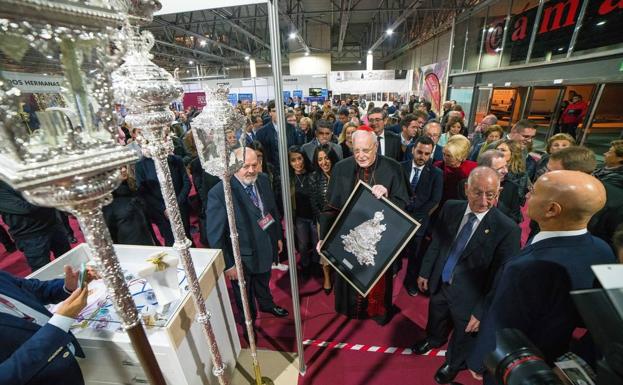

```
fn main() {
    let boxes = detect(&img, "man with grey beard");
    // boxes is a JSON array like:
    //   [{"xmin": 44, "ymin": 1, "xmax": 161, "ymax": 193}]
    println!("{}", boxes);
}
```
[{"xmin": 207, "ymin": 147, "xmax": 289, "ymax": 321}]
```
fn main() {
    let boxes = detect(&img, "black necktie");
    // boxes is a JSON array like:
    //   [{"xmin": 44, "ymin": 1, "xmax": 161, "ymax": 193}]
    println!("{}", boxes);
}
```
[
  {"xmin": 411, "ymin": 167, "xmax": 421, "ymax": 190},
  {"xmin": 245, "ymin": 185, "xmax": 260, "ymax": 208}
]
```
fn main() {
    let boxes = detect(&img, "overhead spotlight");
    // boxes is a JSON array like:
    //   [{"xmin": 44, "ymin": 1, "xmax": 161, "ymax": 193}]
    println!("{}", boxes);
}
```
[
  {"xmin": 386, "ymin": 29, "xmax": 393, "ymax": 35},
  {"xmin": 557, "ymin": 47, "xmax": 564, "ymax": 51},
  {"xmin": 289, "ymin": 32, "xmax": 296, "ymax": 39},
  {"xmin": 304, "ymin": 51, "xmax": 310, "ymax": 56},
  {"xmin": 188, "ymin": 60, "xmax": 194, "ymax": 65},
  {"xmin": 46, "ymin": 55, "xmax": 53, "ymax": 59},
  {"xmin": 358, "ymin": 60, "xmax": 362, "ymax": 64},
  {"xmin": 245, "ymin": 55, "xmax": 250, "ymax": 60},
  {"xmin": 199, "ymin": 40, "xmax": 207, "ymax": 47},
  {"xmin": 368, "ymin": 50, "xmax": 372, "ymax": 54},
  {"xmin": 596, "ymin": 21, "xmax": 606, "ymax": 26},
  {"xmin": 268, "ymin": 64, "xmax": 272, "ymax": 67}
]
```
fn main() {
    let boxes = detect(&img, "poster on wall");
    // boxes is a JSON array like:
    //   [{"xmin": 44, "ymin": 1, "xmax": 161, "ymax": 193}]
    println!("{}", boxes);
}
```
[
  {"xmin": 238, "ymin": 93, "xmax": 253, "ymax": 101},
  {"xmin": 183, "ymin": 92, "xmax": 207, "ymax": 109},
  {"xmin": 293, "ymin": 90, "xmax": 303, "ymax": 99},
  {"xmin": 283, "ymin": 90, "xmax": 291, "ymax": 100},
  {"xmin": 419, "ymin": 60, "xmax": 447, "ymax": 114}
]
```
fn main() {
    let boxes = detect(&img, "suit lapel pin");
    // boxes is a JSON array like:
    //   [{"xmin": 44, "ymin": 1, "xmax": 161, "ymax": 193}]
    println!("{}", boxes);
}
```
[{"xmin": 485, "ymin": 229, "xmax": 490, "ymax": 234}]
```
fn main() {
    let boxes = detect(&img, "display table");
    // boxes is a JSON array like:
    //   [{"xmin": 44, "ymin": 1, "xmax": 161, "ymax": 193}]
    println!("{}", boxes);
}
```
[{"xmin": 28, "ymin": 244, "xmax": 240, "ymax": 385}]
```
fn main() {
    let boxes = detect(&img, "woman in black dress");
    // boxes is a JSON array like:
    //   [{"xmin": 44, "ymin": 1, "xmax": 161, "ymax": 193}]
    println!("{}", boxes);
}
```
[{"xmin": 309, "ymin": 144, "xmax": 340, "ymax": 293}]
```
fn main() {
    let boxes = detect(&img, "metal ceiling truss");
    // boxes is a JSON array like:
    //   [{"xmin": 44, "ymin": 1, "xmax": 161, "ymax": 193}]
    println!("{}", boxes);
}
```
[{"xmin": 144, "ymin": 0, "xmax": 482, "ymax": 70}]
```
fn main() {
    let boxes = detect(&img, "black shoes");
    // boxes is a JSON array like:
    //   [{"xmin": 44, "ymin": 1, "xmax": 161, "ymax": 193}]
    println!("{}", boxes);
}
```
[
  {"xmin": 264, "ymin": 306, "xmax": 289, "ymax": 318},
  {"xmin": 406, "ymin": 285, "xmax": 419, "ymax": 297},
  {"xmin": 434, "ymin": 363, "xmax": 459, "ymax": 384},
  {"xmin": 412, "ymin": 339, "xmax": 434, "ymax": 355}
]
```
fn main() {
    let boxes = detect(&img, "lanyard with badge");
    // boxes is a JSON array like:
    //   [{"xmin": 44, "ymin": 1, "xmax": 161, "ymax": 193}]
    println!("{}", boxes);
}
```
[{"xmin": 253, "ymin": 185, "xmax": 276, "ymax": 231}]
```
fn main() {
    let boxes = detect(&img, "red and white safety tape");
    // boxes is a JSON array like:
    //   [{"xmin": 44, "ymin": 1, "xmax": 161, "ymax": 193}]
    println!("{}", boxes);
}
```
[{"xmin": 303, "ymin": 339, "xmax": 447, "ymax": 357}]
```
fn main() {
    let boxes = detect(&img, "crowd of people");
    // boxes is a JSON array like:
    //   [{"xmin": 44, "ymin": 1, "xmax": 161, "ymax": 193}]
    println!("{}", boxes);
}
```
[{"xmin": 1, "ymin": 94, "xmax": 622, "ymax": 385}]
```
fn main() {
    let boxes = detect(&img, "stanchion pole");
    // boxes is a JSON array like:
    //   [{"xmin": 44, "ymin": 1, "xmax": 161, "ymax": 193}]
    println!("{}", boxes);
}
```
[{"xmin": 267, "ymin": 0, "xmax": 306, "ymax": 375}]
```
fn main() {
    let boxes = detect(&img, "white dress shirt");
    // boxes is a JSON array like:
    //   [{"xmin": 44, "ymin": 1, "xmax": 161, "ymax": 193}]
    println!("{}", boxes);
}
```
[
  {"xmin": 456, "ymin": 205, "xmax": 490, "ymax": 243},
  {"xmin": 377, "ymin": 131, "xmax": 386, "ymax": 156},
  {"xmin": 530, "ymin": 229, "xmax": 588, "ymax": 245},
  {"xmin": 409, "ymin": 163, "xmax": 425, "ymax": 187}
]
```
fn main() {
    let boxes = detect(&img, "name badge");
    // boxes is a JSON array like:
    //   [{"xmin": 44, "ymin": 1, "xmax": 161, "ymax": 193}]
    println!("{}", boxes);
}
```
[{"xmin": 257, "ymin": 213, "xmax": 275, "ymax": 230}]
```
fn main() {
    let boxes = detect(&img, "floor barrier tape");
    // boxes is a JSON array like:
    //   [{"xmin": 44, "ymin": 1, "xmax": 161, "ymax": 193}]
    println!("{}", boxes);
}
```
[{"xmin": 303, "ymin": 339, "xmax": 447, "ymax": 357}]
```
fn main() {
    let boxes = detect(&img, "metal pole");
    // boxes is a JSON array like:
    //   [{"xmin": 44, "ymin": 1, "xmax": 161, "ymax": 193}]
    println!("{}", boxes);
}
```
[
  {"xmin": 497, "ymin": 0, "xmax": 512, "ymax": 69},
  {"xmin": 525, "ymin": 0, "xmax": 545, "ymax": 64},
  {"xmin": 566, "ymin": 0, "xmax": 590, "ymax": 58},
  {"xmin": 444, "ymin": 17, "xmax": 456, "ymax": 102},
  {"xmin": 267, "ymin": 0, "xmax": 306, "ymax": 375},
  {"xmin": 71, "ymin": 199, "xmax": 167, "ymax": 385},
  {"xmin": 579, "ymin": 83, "xmax": 605, "ymax": 146},
  {"xmin": 148, "ymin": 147, "xmax": 228, "ymax": 385}
]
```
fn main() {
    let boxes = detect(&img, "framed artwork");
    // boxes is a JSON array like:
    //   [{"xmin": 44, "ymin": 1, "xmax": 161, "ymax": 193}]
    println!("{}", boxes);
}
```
[{"xmin": 319, "ymin": 181, "xmax": 420, "ymax": 297}]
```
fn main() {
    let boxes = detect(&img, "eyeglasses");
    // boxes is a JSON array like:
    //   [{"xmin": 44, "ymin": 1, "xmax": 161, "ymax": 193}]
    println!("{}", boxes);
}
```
[
  {"xmin": 368, "ymin": 118, "xmax": 384, "ymax": 123},
  {"xmin": 469, "ymin": 190, "xmax": 498, "ymax": 200}
]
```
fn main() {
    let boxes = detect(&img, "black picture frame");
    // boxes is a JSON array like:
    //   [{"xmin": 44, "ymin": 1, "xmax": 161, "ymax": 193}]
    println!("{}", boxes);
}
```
[{"xmin": 319, "ymin": 181, "xmax": 420, "ymax": 297}]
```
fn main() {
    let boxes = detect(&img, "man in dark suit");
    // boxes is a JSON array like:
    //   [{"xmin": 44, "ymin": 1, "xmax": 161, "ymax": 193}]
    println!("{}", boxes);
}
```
[
  {"xmin": 414, "ymin": 167, "xmax": 521, "ymax": 384},
  {"xmin": 402, "ymin": 136, "xmax": 443, "ymax": 296},
  {"xmin": 0, "ymin": 266, "xmax": 93, "ymax": 385},
  {"xmin": 368, "ymin": 107, "xmax": 402, "ymax": 161},
  {"xmin": 508, "ymin": 119, "xmax": 538, "ymax": 181},
  {"xmin": 206, "ymin": 147, "xmax": 289, "ymax": 320},
  {"xmin": 255, "ymin": 100, "xmax": 296, "ymax": 175},
  {"xmin": 467, "ymin": 170, "xmax": 616, "ymax": 383},
  {"xmin": 477, "ymin": 150, "xmax": 523, "ymax": 223},
  {"xmin": 0, "ymin": 181, "xmax": 70, "ymax": 272},
  {"xmin": 406, "ymin": 121, "xmax": 444, "ymax": 162},
  {"xmin": 135, "ymin": 153, "xmax": 191, "ymax": 246}
]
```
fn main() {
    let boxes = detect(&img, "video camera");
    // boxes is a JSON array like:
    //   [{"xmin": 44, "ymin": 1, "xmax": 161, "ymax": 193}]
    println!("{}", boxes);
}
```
[{"xmin": 485, "ymin": 286, "xmax": 623, "ymax": 385}]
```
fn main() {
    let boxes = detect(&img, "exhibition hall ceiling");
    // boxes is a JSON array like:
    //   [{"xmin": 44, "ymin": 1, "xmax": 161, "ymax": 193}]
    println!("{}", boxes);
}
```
[{"xmin": 145, "ymin": 0, "xmax": 483, "ymax": 73}]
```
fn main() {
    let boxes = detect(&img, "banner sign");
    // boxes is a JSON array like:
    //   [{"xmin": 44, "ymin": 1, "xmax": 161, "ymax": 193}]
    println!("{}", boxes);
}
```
[
  {"xmin": 1, "ymin": 71, "xmax": 64, "ymax": 93},
  {"xmin": 228, "ymin": 93, "xmax": 238, "ymax": 105},
  {"xmin": 283, "ymin": 90, "xmax": 291, "ymax": 100},
  {"xmin": 238, "ymin": 93, "xmax": 253, "ymax": 101},
  {"xmin": 293, "ymin": 90, "xmax": 303, "ymax": 99},
  {"xmin": 182, "ymin": 92, "xmax": 206, "ymax": 109}
]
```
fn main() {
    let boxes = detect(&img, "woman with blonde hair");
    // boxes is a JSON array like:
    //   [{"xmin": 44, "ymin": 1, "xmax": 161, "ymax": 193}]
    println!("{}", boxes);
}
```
[
  {"xmin": 493, "ymin": 138, "xmax": 530, "ymax": 200},
  {"xmin": 434, "ymin": 134, "xmax": 477, "ymax": 206},
  {"xmin": 337, "ymin": 121, "xmax": 358, "ymax": 158}
]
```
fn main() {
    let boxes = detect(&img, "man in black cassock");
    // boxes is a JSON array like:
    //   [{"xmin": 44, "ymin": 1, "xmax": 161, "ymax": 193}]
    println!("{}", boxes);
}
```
[{"xmin": 318, "ymin": 126, "xmax": 409, "ymax": 325}]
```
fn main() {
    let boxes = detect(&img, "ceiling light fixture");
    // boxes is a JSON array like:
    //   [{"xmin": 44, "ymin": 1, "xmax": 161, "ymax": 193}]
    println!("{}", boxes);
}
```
[
  {"xmin": 289, "ymin": 32, "xmax": 296, "ymax": 39},
  {"xmin": 386, "ymin": 29, "xmax": 393, "ymax": 35}
]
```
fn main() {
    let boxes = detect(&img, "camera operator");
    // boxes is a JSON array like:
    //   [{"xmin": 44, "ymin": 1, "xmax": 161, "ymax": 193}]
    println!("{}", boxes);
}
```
[{"xmin": 467, "ymin": 171, "xmax": 617, "ymax": 383}]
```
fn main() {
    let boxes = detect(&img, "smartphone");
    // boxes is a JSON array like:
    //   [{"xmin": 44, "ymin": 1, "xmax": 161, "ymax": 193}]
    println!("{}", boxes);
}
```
[{"xmin": 78, "ymin": 263, "xmax": 88, "ymax": 289}]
